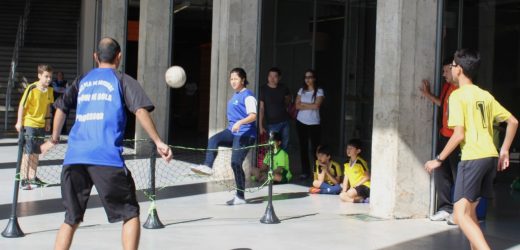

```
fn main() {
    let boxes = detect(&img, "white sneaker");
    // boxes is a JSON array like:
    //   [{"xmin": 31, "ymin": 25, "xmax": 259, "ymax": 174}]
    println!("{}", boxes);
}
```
[
  {"xmin": 190, "ymin": 165, "xmax": 213, "ymax": 176},
  {"xmin": 226, "ymin": 196, "xmax": 246, "ymax": 206},
  {"xmin": 430, "ymin": 210, "xmax": 450, "ymax": 221},
  {"xmin": 446, "ymin": 214, "xmax": 457, "ymax": 225}
]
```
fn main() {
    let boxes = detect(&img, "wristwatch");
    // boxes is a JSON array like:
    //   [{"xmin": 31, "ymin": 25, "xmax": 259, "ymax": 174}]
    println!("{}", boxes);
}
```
[{"xmin": 435, "ymin": 155, "xmax": 444, "ymax": 163}]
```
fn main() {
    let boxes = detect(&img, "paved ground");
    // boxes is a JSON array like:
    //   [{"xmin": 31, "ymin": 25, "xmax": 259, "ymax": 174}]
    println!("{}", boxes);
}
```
[{"xmin": 0, "ymin": 137, "xmax": 519, "ymax": 250}]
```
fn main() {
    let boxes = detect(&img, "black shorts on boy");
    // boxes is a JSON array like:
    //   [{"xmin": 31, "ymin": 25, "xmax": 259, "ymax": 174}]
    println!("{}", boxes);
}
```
[
  {"xmin": 23, "ymin": 126, "xmax": 45, "ymax": 154},
  {"xmin": 61, "ymin": 164, "xmax": 139, "ymax": 225},
  {"xmin": 453, "ymin": 157, "xmax": 496, "ymax": 202}
]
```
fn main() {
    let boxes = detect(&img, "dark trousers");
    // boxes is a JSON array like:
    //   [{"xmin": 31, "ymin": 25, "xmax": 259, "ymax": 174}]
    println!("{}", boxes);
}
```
[
  {"xmin": 204, "ymin": 129, "xmax": 255, "ymax": 199},
  {"xmin": 434, "ymin": 135, "xmax": 461, "ymax": 213},
  {"xmin": 296, "ymin": 121, "xmax": 321, "ymax": 176}
]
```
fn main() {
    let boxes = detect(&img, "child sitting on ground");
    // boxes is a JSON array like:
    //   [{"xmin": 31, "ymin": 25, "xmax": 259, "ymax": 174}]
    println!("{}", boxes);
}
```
[
  {"xmin": 252, "ymin": 132, "xmax": 292, "ymax": 184},
  {"xmin": 309, "ymin": 145, "xmax": 343, "ymax": 194},
  {"xmin": 340, "ymin": 139, "xmax": 370, "ymax": 203}
]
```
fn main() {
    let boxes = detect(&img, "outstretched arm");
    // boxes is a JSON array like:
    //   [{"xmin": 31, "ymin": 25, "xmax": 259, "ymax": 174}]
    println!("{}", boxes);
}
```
[
  {"xmin": 419, "ymin": 80, "xmax": 441, "ymax": 106},
  {"xmin": 135, "ymin": 108, "xmax": 173, "ymax": 162}
]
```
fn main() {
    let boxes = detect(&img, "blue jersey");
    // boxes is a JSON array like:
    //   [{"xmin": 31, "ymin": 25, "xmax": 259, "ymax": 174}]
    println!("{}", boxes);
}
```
[
  {"xmin": 227, "ymin": 89, "xmax": 256, "ymax": 137},
  {"xmin": 64, "ymin": 68, "xmax": 126, "ymax": 167}
]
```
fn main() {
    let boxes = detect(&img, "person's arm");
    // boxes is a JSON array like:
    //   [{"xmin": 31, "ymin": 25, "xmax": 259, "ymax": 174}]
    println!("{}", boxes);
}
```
[
  {"xmin": 135, "ymin": 108, "xmax": 172, "ymax": 162},
  {"xmin": 352, "ymin": 171, "xmax": 370, "ymax": 188},
  {"xmin": 498, "ymin": 115, "xmax": 519, "ymax": 171},
  {"xmin": 298, "ymin": 95, "xmax": 324, "ymax": 110},
  {"xmin": 45, "ymin": 104, "xmax": 52, "ymax": 131},
  {"xmin": 232, "ymin": 113, "xmax": 257, "ymax": 132},
  {"xmin": 323, "ymin": 164, "xmax": 339, "ymax": 185},
  {"xmin": 341, "ymin": 172, "xmax": 349, "ymax": 192},
  {"xmin": 15, "ymin": 102, "xmax": 25, "ymax": 132},
  {"xmin": 259, "ymin": 100, "xmax": 266, "ymax": 134},
  {"xmin": 425, "ymin": 126, "xmax": 464, "ymax": 173},
  {"xmin": 419, "ymin": 80, "xmax": 441, "ymax": 106},
  {"xmin": 41, "ymin": 108, "xmax": 67, "ymax": 154}
]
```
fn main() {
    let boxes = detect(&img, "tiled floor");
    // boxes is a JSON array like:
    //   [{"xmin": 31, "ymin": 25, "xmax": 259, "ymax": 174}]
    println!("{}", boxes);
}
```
[{"xmin": 0, "ymin": 138, "xmax": 519, "ymax": 250}]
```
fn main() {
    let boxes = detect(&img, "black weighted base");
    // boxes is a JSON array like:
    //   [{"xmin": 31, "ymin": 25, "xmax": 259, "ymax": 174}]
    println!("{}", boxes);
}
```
[
  {"xmin": 2, "ymin": 217, "xmax": 25, "ymax": 238},
  {"xmin": 260, "ymin": 203, "xmax": 280, "ymax": 224},
  {"xmin": 143, "ymin": 209, "xmax": 165, "ymax": 229}
]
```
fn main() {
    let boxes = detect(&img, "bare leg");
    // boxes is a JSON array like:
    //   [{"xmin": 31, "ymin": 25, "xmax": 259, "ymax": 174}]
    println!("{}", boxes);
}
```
[
  {"xmin": 20, "ymin": 155, "xmax": 30, "ymax": 180},
  {"xmin": 54, "ymin": 223, "xmax": 79, "ymax": 250},
  {"xmin": 27, "ymin": 154, "xmax": 39, "ymax": 179},
  {"xmin": 122, "ymin": 217, "xmax": 140, "ymax": 250},
  {"xmin": 453, "ymin": 199, "xmax": 490, "ymax": 250}
]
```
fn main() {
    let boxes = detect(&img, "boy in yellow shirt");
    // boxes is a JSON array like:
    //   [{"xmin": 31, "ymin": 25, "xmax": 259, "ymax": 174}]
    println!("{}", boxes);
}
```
[
  {"xmin": 340, "ymin": 139, "xmax": 370, "ymax": 203},
  {"xmin": 15, "ymin": 64, "xmax": 54, "ymax": 190},
  {"xmin": 425, "ymin": 49, "xmax": 518, "ymax": 250}
]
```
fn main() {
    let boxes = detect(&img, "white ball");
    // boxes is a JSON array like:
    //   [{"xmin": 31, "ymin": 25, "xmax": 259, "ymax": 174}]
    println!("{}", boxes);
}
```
[{"xmin": 165, "ymin": 66, "xmax": 186, "ymax": 88}]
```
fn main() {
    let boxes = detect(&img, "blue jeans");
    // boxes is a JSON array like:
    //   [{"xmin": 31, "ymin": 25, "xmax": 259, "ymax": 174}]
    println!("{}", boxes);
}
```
[
  {"xmin": 319, "ymin": 183, "xmax": 342, "ymax": 195},
  {"xmin": 204, "ymin": 129, "xmax": 255, "ymax": 199},
  {"xmin": 267, "ymin": 120, "xmax": 290, "ymax": 151}
]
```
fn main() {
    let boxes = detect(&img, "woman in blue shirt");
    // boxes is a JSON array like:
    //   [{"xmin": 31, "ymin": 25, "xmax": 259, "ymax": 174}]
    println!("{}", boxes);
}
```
[{"xmin": 191, "ymin": 67, "xmax": 257, "ymax": 205}]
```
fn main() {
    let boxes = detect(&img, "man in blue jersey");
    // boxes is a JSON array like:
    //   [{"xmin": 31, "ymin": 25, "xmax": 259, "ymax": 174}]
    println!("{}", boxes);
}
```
[{"xmin": 42, "ymin": 37, "xmax": 172, "ymax": 250}]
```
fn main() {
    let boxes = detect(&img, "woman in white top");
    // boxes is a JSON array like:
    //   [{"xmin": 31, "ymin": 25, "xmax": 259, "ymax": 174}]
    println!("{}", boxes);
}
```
[{"xmin": 295, "ymin": 69, "xmax": 324, "ymax": 179}]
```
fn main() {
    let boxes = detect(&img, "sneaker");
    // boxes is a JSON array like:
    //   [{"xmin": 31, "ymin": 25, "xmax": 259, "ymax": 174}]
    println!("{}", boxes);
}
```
[
  {"xmin": 19, "ymin": 179, "xmax": 30, "ymax": 190},
  {"xmin": 29, "ymin": 177, "xmax": 48, "ymax": 187},
  {"xmin": 430, "ymin": 210, "xmax": 450, "ymax": 221},
  {"xmin": 447, "ymin": 214, "xmax": 457, "ymax": 225},
  {"xmin": 226, "ymin": 196, "xmax": 246, "ymax": 206},
  {"xmin": 309, "ymin": 187, "xmax": 321, "ymax": 194},
  {"xmin": 190, "ymin": 165, "xmax": 213, "ymax": 176}
]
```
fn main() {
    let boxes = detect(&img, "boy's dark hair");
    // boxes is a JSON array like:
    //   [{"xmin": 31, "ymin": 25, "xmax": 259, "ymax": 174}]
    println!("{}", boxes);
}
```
[
  {"xmin": 347, "ymin": 139, "xmax": 363, "ymax": 150},
  {"xmin": 317, "ymin": 145, "xmax": 331, "ymax": 156},
  {"xmin": 454, "ymin": 48, "xmax": 480, "ymax": 81},
  {"xmin": 96, "ymin": 37, "xmax": 121, "ymax": 63},
  {"xmin": 442, "ymin": 55, "xmax": 454, "ymax": 66},
  {"xmin": 268, "ymin": 67, "xmax": 282, "ymax": 76},
  {"xmin": 270, "ymin": 131, "xmax": 282, "ymax": 142},
  {"xmin": 37, "ymin": 64, "xmax": 53, "ymax": 74}
]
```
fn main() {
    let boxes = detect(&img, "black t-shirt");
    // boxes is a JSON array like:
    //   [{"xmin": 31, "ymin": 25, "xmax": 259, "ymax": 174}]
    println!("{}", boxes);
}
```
[
  {"xmin": 54, "ymin": 69, "xmax": 154, "ymax": 113},
  {"xmin": 259, "ymin": 83, "xmax": 290, "ymax": 124}
]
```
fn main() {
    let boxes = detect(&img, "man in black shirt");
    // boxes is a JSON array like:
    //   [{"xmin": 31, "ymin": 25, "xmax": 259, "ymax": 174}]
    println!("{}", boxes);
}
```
[{"xmin": 259, "ymin": 67, "xmax": 291, "ymax": 150}]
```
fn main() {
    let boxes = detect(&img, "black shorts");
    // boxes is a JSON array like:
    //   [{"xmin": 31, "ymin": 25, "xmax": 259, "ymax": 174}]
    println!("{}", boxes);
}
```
[
  {"xmin": 23, "ymin": 126, "xmax": 44, "ymax": 154},
  {"xmin": 454, "ymin": 157, "xmax": 497, "ymax": 203},
  {"xmin": 61, "ymin": 164, "xmax": 140, "ymax": 225},
  {"xmin": 354, "ymin": 185, "xmax": 370, "ymax": 199}
]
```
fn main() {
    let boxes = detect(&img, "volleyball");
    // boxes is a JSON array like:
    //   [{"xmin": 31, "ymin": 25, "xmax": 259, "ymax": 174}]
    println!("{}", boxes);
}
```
[{"xmin": 165, "ymin": 66, "xmax": 186, "ymax": 88}]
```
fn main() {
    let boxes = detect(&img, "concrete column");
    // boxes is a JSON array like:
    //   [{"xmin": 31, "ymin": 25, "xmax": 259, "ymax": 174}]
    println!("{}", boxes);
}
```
[
  {"xmin": 99, "ymin": 0, "xmax": 127, "ymax": 72},
  {"xmin": 79, "ymin": 0, "xmax": 97, "ymax": 74},
  {"xmin": 477, "ymin": 3, "xmax": 495, "ymax": 91},
  {"xmin": 370, "ymin": 0, "xmax": 438, "ymax": 219},
  {"xmin": 135, "ymin": 0, "xmax": 172, "ymax": 141},
  {"xmin": 209, "ymin": 0, "xmax": 261, "ymax": 136}
]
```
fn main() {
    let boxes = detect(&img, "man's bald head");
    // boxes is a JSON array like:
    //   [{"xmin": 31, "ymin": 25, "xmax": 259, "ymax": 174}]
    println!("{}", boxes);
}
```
[{"xmin": 96, "ymin": 37, "xmax": 121, "ymax": 64}]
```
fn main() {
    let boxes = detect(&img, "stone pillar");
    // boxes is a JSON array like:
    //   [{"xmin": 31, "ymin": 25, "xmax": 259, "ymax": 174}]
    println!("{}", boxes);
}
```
[
  {"xmin": 79, "ymin": 0, "xmax": 97, "ymax": 74},
  {"xmin": 135, "ymin": 0, "xmax": 172, "ymax": 141},
  {"xmin": 99, "ymin": 0, "xmax": 127, "ymax": 72},
  {"xmin": 209, "ymin": 0, "xmax": 261, "ymax": 136},
  {"xmin": 370, "ymin": 0, "xmax": 438, "ymax": 219}
]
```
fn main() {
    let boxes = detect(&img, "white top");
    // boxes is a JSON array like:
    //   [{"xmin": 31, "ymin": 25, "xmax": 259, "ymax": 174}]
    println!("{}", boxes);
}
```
[{"xmin": 296, "ymin": 88, "xmax": 324, "ymax": 125}]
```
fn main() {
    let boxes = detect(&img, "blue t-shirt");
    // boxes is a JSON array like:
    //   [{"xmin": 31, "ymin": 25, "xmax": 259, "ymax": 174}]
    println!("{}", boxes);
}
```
[
  {"xmin": 64, "ymin": 68, "xmax": 126, "ymax": 167},
  {"xmin": 227, "ymin": 89, "xmax": 256, "ymax": 137}
]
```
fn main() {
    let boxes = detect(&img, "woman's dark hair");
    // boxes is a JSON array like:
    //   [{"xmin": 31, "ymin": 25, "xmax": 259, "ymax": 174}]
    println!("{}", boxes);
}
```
[
  {"xmin": 302, "ymin": 69, "xmax": 319, "ymax": 102},
  {"xmin": 230, "ymin": 67, "xmax": 249, "ymax": 86},
  {"xmin": 454, "ymin": 49, "xmax": 480, "ymax": 81}
]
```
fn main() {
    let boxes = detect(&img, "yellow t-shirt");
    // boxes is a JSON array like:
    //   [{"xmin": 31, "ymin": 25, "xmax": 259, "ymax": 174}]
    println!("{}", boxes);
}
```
[
  {"xmin": 314, "ymin": 160, "xmax": 342, "ymax": 185},
  {"xmin": 343, "ymin": 157, "xmax": 370, "ymax": 188},
  {"xmin": 20, "ymin": 82, "xmax": 54, "ymax": 128},
  {"xmin": 448, "ymin": 84, "xmax": 511, "ymax": 160}
]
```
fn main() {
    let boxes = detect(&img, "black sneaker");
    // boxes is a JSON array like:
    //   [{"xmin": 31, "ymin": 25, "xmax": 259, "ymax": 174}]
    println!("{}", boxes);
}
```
[
  {"xmin": 29, "ymin": 177, "xmax": 48, "ymax": 188},
  {"xmin": 19, "ymin": 179, "xmax": 29, "ymax": 190}
]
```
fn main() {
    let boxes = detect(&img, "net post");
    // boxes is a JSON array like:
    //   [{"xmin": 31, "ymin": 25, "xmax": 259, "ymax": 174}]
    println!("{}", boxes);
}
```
[
  {"xmin": 260, "ymin": 131, "xmax": 280, "ymax": 224},
  {"xmin": 143, "ymin": 141, "xmax": 165, "ymax": 229},
  {"xmin": 2, "ymin": 130, "xmax": 26, "ymax": 237}
]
